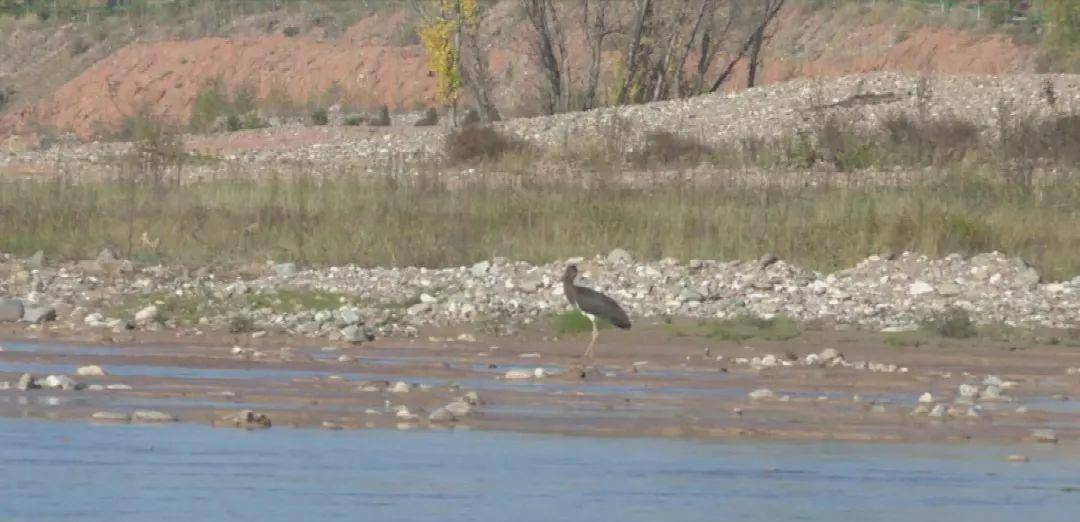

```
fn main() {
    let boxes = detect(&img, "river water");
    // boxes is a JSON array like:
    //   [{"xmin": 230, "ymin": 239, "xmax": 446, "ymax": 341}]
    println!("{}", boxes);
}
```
[{"xmin": 1, "ymin": 418, "xmax": 1078, "ymax": 521}]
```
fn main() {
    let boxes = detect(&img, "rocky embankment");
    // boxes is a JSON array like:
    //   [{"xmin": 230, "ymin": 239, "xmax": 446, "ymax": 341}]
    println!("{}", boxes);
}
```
[
  {"xmin": 3, "ymin": 72, "xmax": 1079, "ymax": 179},
  {"xmin": 2, "ymin": 248, "xmax": 1078, "ymax": 343}
]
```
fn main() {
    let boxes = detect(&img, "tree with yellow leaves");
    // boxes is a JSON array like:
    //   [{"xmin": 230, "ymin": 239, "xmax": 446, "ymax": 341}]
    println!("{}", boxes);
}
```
[{"xmin": 416, "ymin": 0, "xmax": 499, "ymax": 123}]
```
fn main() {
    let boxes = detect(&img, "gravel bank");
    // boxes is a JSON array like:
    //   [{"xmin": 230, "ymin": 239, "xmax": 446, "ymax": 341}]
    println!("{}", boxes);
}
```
[{"xmin": 2, "ymin": 248, "xmax": 1078, "ymax": 343}]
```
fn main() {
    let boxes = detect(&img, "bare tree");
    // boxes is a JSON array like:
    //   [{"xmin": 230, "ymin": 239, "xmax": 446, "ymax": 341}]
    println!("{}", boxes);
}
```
[
  {"xmin": 521, "ymin": 0, "xmax": 571, "ymax": 114},
  {"xmin": 582, "ymin": 0, "xmax": 616, "ymax": 111},
  {"xmin": 708, "ymin": 0, "xmax": 786, "ymax": 93},
  {"xmin": 615, "ymin": 0, "xmax": 653, "ymax": 106},
  {"xmin": 459, "ymin": 14, "xmax": 501, "ymax": 122}
]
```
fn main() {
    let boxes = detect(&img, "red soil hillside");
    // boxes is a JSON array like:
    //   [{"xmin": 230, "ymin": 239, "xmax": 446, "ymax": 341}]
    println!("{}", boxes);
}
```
[{"xmin": 0, "ymin": 5, "xmax": 1035, "ymax": 140}]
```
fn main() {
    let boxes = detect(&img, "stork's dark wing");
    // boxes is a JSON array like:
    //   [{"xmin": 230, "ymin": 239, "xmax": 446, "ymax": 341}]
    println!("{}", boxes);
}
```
[{"xmin": 575, "ymin": 286, "xmax": 631, "ymax": 329}]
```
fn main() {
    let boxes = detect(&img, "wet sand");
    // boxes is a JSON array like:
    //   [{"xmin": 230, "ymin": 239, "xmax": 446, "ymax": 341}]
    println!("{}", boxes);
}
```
[{"xmin": 2, "ymin": 322, "xmax": 1079, "ymax": 444}]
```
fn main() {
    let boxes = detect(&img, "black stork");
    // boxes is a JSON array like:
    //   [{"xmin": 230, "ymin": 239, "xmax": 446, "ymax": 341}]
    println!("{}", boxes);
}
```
[{"xmin": 561, "ymin": 264, "xmax": 631, "ymax": 358}]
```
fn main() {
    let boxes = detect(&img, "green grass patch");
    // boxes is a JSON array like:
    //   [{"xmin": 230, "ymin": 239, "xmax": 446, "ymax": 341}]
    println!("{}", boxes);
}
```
[
  {"xmin": 244, "ymin": 289, "xmax": 350, "ymax": 312},
  {"xmin": 552, "ymin": 310, "xmax": 612, "ymax": 335}
]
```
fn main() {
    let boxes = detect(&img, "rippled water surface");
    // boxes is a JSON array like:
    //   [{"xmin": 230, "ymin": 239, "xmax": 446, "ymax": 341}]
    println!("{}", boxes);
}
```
[{"xmin": 1, "ymin": 418, "xmax": 1078, "ymax": 521}]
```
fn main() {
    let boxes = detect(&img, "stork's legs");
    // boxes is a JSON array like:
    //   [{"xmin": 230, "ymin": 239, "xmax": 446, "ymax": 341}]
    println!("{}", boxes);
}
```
[{"xmin": 582, "ymin": 313, "xmax": 598, "ymax": 359}]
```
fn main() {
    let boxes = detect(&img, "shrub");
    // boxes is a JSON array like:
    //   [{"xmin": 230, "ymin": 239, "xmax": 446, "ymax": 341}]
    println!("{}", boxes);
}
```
[
  {"xmin": 920, "ymin": 308, "xmax": 977, "ymax": 339},
  {"xmin": 310, "ymin": 108, "xmax": 329, "ymax": 126},
  {"xmin": 226, "ymin": 114, "xmax": 242, "ymax": 132},
  {"xmin": 283, "ymin": 26, "xmax": 300, "ymax": 37},
  {"xmin": 444, "ymin": 125, "xmax": 526, "ymax": 163},
  {"xmin": 0, "ymin": 85, "xmax": 12, "ymax": 111},
  {"xmin": 241, "ymin": 112, "xmax": 268, "ymax": 130},
  {"xmin": 629, "ymin": 130, "xmax": 715, "ymax": 168},
  {"xmin": 227, "ymin": 314, "xmax": 256, "ymax": 334},
  {"xmin": 343, "ymin": 115, "xmax": 364, "ymax": 126}
]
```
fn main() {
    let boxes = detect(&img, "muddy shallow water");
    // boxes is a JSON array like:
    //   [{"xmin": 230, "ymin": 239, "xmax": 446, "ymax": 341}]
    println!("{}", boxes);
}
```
[{"xmin": 2, "ymin": 418, "xmax": 1078, "ymax": 522}]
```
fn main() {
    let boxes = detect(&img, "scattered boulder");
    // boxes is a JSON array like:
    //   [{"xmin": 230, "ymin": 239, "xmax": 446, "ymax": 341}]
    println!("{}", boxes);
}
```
[
  {"xmin": 918, "ymin": 392, "xmax": 934, "ymax": 404},
  {"xmin": 39, "ymin": 374, "xmax": 80, "ymax": 391},
  {"xmin": 274, "ymin": 262, "xmax": 297, "ymax": 277},
  {"xmin": 909, "ymin": 281, "xmax": 934, "ymax": 296},
  {"xmin": 1030, "ymin": 428, "xmax": 1058, "ymax": 443},
  {"xmin": 504, "ymin": 369, "xmax": 532, "ymax": 380},
  {"xmin": 0, "ymin": 298, "xmax": 23, "ymax": 322},
  {"xmin": 444, "ymin": 400, "xmax": 473, "ymax": 417},
  {"xmin": 76, "ymin": 365, "xmax": 107, "ymax": 377},
  {"xmin": 428, "ymin": 407, "xmax": 457, "ymax": 423},
  {"xmin": 607, "ymin": 248, "xmax": 633, "ymax": 264},
  {"xmin": 390, "ymin": 381, "xmax": 411, "ymax": 393},
  {"xmin": 132, "ymin": 410, "xmax": 177, "ymax": 422},
  {"xmin": 21, "ymin": 306, "xmax": 56, "ymax": 324},
  {"xmin": 16, "ymin": 373, "xmax": 38, "ymax": 391},
  {"xmin": 134, "ymin": 305, "xmax": 159, "ymax": 325},
  {"xmin": 221, "ymin": 410, "xmax": 272, "ymax": 429},
  {"xmin": 341, "ymin": 325, "xmax": 371, "ymax": 344},
  {"xmin": 748, "ymin": 388, "xmax": 775, "ymax": 400},
  {"xmin": 91, "ymin": 411, "xmax": 130, "ymax": 423}
]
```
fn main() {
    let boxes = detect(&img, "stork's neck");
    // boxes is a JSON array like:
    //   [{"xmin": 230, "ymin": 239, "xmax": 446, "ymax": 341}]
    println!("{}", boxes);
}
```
[{"xmin": 562, "ymin": 278, "xmax": 578, "ymax": 307}]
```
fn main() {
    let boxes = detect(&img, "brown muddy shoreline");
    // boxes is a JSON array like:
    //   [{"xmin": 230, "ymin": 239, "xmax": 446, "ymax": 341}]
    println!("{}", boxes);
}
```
[{"xmin": 2, "ymin": 322, "xmax": 1079, "ymax": 445}]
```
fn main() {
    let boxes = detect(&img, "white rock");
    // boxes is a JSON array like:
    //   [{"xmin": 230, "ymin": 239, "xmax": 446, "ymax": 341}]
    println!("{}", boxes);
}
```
[
  {"xmin": 928, "ymin": 404, "xmax": 947, "ymax": 417},
  {"xmin": 533, "ymin": 368, "xmax": 549, "ymax": 378},
  {"xmin": 134, "ymin": 305, "xmax": 159, "ymax": 325},
  {"xmin": 132, "ymin": 410, "xmax": 176, "ymax": 422},
  {"xmin": 1030, "ymin": 428, "xmax": 1057, "ymax": 443},
  {"xmin": 428, "ymin": 408, "xmax": 457, "ymax": 423},
  {"xmin": 76, "ymin": 365, "xmax": 106, "ymax": 377},
  {"xmin": 918, "ymin": 392, "xmax": 934, "ymax": 404},
  {"xmin": 819, "ymin": 348, "xmax": 841, "ymax": 361},
  {"xmin": 389, "ymin": 381, "xmax": 411, "ymax": 393},
  {"xmin": 445, "ymin": 401, "xmax": 473, "ymax": 417},
  {"xmin": 909, "ymin": 281, "xmax": 934, "ymax": 296},
  {"xmin": 748, "ymin": 388, "xmax": 775, "ymax": 400},
  {"xmin": 958, "ymin": 384, "xmax": 979, "ymax": 398},
  {"xmin": 505, "ymin": 370, "xmax": 532, "ymax": 380},
  {"xmin": 106, "ymin": 384, "xmax": 133, "ymax": 390}
]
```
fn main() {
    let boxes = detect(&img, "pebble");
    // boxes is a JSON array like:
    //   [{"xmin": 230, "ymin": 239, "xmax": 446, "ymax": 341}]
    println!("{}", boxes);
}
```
[
  {"xmin": 918, "ymin": 392, "xmax": 934, "ymax": 404},
  {"xmin": 444, "ymin": 401, "xmax": 473, "ymax": 417},
  {"xmin": 321, "ymin": 421, "xmax": 344, "ymax": 430},
  {"xmin": 428, "ymin": 407, "xmax": 457, "ymax": 423},
  {"xmin": 928, "ymin": 404, "xmax": 947, "ymax": 418},
  {"xmin": 504, "ymin": 370, "xmax": 532, "ymax": 380},
  {"xmin": 90, "ymin": 411, "xmax": 131, "ymax": 422},
  {"xmin": 220, "ymin": 410, "xmax": 272, "ymax": 429},
  {"xmin": 389, "ymin": 381, "xmax": 411, "ymax": 393},
  {"xmin": 748, "ymin": 388, "xmax": 775, "ymax": 400},
  {"xmin": 1006, "ymin": 455, "xmax": 1030, "ymax": 463},
  {"xmin": 132, "ymin": 410, "xmax": 177, "ymax": 422},
  {"xmin": 16, "ymin": 373, "xmax": 38, "ymax": 391},
  {"xmin": 76, "ymin": 365, "xmax": 106, "ymax": 377},
  {"xmin": 1030, "ymin": 428, "xmax": 1058, "ymax": 443}
]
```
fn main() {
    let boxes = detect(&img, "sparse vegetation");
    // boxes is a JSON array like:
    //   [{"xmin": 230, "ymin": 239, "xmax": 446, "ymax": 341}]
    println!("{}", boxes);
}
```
[
  {"xmin": 444, "ymin": 126, "xmax": 528, "ymax": 164},
  {"xmin": 188, "ymin": 79, "xmax": 262, "ymax": 133},
  {"xmin": 920, "ymin": 308, "xmax": 978, "ymax": 339},
  {"xmin": 672, "ymin": 315, "xmax": 801, "ymax": 342},
  {"xmin": 5, "ymin": 161, "xmax": 1080, "ymax": 278},
  {"xmin": 310, "ymin": 108, "xmax": 329, "ymax": 126}
]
